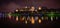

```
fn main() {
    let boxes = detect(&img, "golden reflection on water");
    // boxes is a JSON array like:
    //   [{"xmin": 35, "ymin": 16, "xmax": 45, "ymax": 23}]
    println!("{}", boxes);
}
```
[
  {"xmin": 38, "ymin": 19, "xmax": 41, "ymax": 23},
  {"xmin": 16, "ymin": 16, "xmax": 18, "ymax": 21},
  {"xmin": 30, "ymin": 17, "xmax": 35, "ymax": 24}
]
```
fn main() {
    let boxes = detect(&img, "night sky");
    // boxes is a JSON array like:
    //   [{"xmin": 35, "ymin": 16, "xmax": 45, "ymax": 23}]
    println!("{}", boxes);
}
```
[{"xmin": 0, "ymin": 0, "xmax": 60, "ymax": 12}]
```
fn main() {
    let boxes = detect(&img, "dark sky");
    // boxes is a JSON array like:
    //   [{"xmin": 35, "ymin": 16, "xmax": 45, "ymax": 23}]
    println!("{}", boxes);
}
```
[{"xmin": 0, "ymin": 0, "xmax": 60, "ymax": 12}]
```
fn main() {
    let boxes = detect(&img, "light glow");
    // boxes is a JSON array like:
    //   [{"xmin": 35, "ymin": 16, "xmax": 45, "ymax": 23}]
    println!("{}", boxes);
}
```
[
  {"xmin": 8, "ymin": 12, "xmax": 11, "ymax": 19},
  {"xmin": 38, "ymin": 7, "xmax": 41, "ymax": 10},
  {"xmin": 51, "ymin": 16, "xmax": 53, "ymax": 21},
  {"xmin": 22, "ymin": 17, "xmax": 25, "ymax": 21},
  {"xmin": 16, "ymin": 9, "xmax": 18, "ymax": 12},
  {"xmin": 25, "ymin": 20, "xmax": 28, "ymax": 24},
  {"xmin": 25, "ymin": 6, "xmax": 27, "ymax": 8},
  {"xmin": 16, "ymin": 16, "xmax": 18, "ymax": 21},
  {"xmin": 30, "ymin": 6, "xmax": 35, "ymax": 11},
  {"xmin": 41, "ymin": 17, "xmax": 44, "ymax": 20},
  {"xmin": 38, "ymin": 19, "xmax": 41, "ymax": 23},
  {"xmin": 35, "ymin": 16, "xmax": 38, "ymax": 21},
  {"xmin": 31, "ymin": 17, "xmax": 35, "ymax": 24}
]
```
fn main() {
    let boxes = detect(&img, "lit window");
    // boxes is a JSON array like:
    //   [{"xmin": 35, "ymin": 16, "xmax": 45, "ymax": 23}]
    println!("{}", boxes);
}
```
[{"xmin": 30, "ymin": 6, "xmax": 35, "ymax": 11}]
